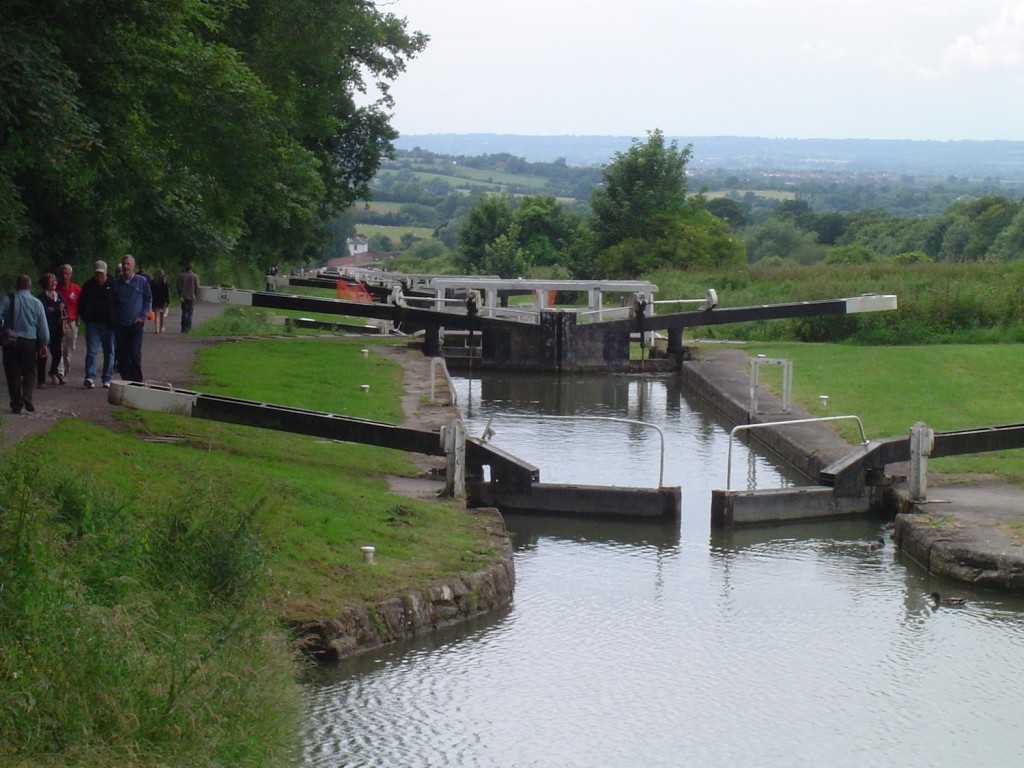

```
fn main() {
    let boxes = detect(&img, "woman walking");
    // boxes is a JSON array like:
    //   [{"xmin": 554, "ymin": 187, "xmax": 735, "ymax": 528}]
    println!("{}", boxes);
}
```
[
  {"xmin": 37, "ymin": 272, "xmax": 65, "ymax": 386},
  {"xmin": 150, "ymin": 269, "xmax": 170, "ymax": 334}
]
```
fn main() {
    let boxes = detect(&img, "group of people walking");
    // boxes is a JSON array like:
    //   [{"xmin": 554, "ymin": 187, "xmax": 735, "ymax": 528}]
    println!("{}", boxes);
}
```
[{"xmin": 1, "ymin": 258, "xmax": 200, "ymax": 414}]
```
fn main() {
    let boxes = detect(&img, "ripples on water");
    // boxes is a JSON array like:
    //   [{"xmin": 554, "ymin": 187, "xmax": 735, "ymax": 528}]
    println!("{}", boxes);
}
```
[{"xmin": 303, "ymin": 373, "xmax": 1024, "ymax": 767}]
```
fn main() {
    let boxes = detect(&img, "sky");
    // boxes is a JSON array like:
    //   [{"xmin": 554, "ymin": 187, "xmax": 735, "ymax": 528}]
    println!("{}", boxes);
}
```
[{"xmin": 374, "ymin": 0, "xmax": 1024, "ymax": 141}]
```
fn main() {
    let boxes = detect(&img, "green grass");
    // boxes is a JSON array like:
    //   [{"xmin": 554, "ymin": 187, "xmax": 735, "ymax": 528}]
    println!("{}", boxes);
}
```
[
  {"xmin": 195, "ymin": 304, "xmax": 377, "ymax": 337},
  {"xmin": 357, "ymin": 223, "xmax": 436, "ymax": 242},
  {"xmin": 400, "ymin": 163, "xmax": 551, "ymax": 190},
  {"xmin": 1, "ymin": 335, "xmax": 499, "ymax": 765},
  {"xmin": 735, "ymin": 342, "xmax": 1024, "ymax": 483},
  {"xmin": 359, "ymin": 200, "xmax": 403, "ymax": 214},
  {"xmin": 1, "ymin": 449, "xmax": 303, "ymax": 766}
]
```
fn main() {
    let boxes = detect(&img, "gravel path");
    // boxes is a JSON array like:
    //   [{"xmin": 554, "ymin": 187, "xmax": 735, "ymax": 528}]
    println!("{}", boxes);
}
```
[{"xmin": 0, "ymin": 301, "xmax": 227, "ymax": 448}]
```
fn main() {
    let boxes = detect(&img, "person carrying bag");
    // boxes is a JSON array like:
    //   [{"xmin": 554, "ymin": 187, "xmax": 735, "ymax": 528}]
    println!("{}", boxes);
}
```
[{"xmin": 0, "ymin": 275, "xmax": 50, "ymax": 414}]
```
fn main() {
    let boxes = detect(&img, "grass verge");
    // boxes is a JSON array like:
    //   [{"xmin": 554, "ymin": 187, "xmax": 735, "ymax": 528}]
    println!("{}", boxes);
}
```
[
  {"xmin": 732, "ymin": 341, "xmax": 1024, "ymax": 484},
  {"xmin": 1, "ymin": 335, "xmax": 498, "ymax": 766}
]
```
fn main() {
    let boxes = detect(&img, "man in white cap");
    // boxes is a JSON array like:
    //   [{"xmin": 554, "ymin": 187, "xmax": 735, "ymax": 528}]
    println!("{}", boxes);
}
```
[{"xmin": 77, "ymin": 260, "xmax": 116, "ymax": 388}]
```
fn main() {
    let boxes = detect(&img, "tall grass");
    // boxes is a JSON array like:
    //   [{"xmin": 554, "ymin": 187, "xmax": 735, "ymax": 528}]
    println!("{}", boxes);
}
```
[
  {"xmin": 0, "ymin": 458, "xmax": 301, "ymax": 766},
  {"xmin": 649, "ymin": 261, "xmax": 1024, "ymax": 344}
]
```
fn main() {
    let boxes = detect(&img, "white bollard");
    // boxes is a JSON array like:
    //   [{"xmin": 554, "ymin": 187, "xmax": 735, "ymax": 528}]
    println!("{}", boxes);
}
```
[
  {"xmin": 360, "ymin": 545, "xmax": 375, "ymax": 564},
  {"xmin": 818, "ymin": 395, "xmax": 829, "ymax": 408},
  {"xmin": 360, "ymin": 348, "xmax": 369, "ymax": 358},
  {"xmin": 443, "ymin": 419, "xmax": 467, "ymax": 497},
  {"xmin": 909, "ymin": 421, "xmax": 934, "ymax": 502},
  {"xmin": 360, "ymin": 384, "xmax": 370, "ymax": 393}
]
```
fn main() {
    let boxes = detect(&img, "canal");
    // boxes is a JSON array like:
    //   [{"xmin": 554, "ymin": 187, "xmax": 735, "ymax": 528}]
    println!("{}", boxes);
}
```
[{"xmin": 303, "ymin": 371, "xmax": 1024, "ymax": 767}]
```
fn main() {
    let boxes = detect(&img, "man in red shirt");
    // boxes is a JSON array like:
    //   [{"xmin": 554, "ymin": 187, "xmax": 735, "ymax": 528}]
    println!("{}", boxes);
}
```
[{"xmin": 55, "ymin": 264, "xmax": 81, "ymax": 383}]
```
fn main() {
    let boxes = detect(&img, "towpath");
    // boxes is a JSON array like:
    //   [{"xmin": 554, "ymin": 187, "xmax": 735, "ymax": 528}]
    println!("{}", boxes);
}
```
[{"xmin": 0, "ymin": 301, "xmax": 228, "ymax": 448}]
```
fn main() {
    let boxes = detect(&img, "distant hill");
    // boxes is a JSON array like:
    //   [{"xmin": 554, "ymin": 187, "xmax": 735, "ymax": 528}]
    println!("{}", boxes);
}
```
[{"xmin": 393, "ymin": 134, "xmax": 1024, "ymax": 178}]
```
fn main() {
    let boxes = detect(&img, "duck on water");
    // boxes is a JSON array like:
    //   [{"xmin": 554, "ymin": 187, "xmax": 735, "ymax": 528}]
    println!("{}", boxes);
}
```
[{"xmin": 931, "ymin": 592, "xmax": 967, "ymax": 608}]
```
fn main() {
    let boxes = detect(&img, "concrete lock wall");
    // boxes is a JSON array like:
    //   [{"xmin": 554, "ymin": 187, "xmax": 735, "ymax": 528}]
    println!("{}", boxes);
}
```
[{"xmin": 711, "ymin": 487, "xmax": 879, "ymax": 527}]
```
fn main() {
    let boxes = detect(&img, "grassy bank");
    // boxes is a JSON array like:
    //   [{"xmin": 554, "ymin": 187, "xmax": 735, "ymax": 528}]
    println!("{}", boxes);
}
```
[
  {"xmin": 733, "ymin": 341, "xmax": 1024, "ymax": 484},
  {"xmin": 651, "ymin": 262, "xmax": 1024, "ymax": 344},
  {"xmin": 1, "ymin": 335, "xmax": 498, "ymax": 766}
]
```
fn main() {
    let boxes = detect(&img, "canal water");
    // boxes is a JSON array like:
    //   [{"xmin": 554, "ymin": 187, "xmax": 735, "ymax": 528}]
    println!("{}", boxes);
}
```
[{"xmin": 303, "ymin": 372, "xmax": 1024, "ymax": 767}]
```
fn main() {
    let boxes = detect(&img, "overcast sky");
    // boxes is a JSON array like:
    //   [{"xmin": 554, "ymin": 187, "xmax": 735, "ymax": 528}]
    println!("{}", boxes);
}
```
[{"xmin": 376, "ymin": 0, "xmax": 1024, "ymax": 141}]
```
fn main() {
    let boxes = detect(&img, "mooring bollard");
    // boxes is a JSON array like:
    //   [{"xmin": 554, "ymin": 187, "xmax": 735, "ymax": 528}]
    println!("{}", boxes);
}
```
[
  {"xmin": 360, "ymin": 545, "xmax": 375, "ymax": 564},
  {"xmin": 442, "ymin": 419, "xmax": 467, "ymax": 497},
  {"xmin": 909, "ymin": 421, "xmax": 934, "ymax": 501}
]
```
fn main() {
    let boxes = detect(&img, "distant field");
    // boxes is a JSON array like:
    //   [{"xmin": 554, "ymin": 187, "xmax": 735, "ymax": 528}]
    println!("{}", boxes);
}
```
[
  {"xmin": 379, "ymin": 168, "xmax": 502, "ymax": 192},
  {"xmin": 704, "ymin": 189, "xmax": 796, "ymax": 201},
  {"xmin": 394, "ymin": 163, "xmax": 551, "ymax": 191},
  {"xmin": 360, "ymin": 201, "xmax": 403, "ymax": 214},
  {"xmin": 437, "ymin": 164, "xmax": 550, "ymax": 189},
  {"xmin": 356, "ymin": 223, "xmax": 435, "ymax": 241}
]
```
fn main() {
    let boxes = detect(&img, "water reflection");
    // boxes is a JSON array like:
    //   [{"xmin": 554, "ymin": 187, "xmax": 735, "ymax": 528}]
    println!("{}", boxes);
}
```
[
  {"xmin": 506, "ymin": 511, "xmax": 680, "ymax": 553},
  {"xmin": 302, "ymin": 371, "xmax": 1024, "ymax": 768}
]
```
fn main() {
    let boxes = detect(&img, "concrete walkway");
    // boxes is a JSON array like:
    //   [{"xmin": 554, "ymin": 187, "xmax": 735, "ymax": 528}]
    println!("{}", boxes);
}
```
[{"xmin": 684, "ymin": 346, "xmax": 1024, "ymax": 590}]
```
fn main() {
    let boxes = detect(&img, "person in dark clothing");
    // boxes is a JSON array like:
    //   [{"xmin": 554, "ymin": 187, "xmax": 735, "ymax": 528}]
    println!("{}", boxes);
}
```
[
  {"xmin": 176, "ymin": 263, "xmax": 200, "ymax": 333},
  {"xmin": 37, "ymin": 272, "xmax": 66, "ymax": 386},
  {"xmin": 78, "ymin": 260, "xmax": 116, "ymax": 388},
  {"xmin": 110, "ymin": 254, "xmax": 152, "ymax": 383},
  {"xmin": 0, "ymin": 275, "xmax": 49, "ymax": 413},
  {"xmin": 150, "ymin": 269, "xmax": 170, "ymax": 334}
]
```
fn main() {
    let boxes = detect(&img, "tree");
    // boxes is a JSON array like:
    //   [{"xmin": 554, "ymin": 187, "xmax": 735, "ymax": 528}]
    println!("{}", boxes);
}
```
[
  {"xmin": 588, "ymin": 130, "xmax": 744, "ymax": 277},
  {"xmin": 481, "ymin": 223, "xmax": 531, "ymax": 279},
  {"xmin": 989, "ymin": 203, "xmax": 1024, "ymax": 261},
  {"xmin": 457, "ymin": 195, "xmax": 514, "ymax": 273},
  {"xmin": 810, "ymin": 212, "xmax": 849, "ymax": 246},
  {"xmin": 744, "ymin": 219, "xmax": 823, "ymax": 264},
  {"xmin": 706, "ymin": 197, "xmax": 749, "ymax": 230},
  {"xmin": 0, "ymin": 0, "xmax": 426, "ymax": 283},
  {"xmin": 513, "ymin": 195, "xmax": 582, "ymax": 267},
  {"xmin": 824, "ymin": 244, "xmax": 878, "ymax": 264},
  {"xmin": 590, "ymin": 129, "xmax": 690, "ymax": 252}
]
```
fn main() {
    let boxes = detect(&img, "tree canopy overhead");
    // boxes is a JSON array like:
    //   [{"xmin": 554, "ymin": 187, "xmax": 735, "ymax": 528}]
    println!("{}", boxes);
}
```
[{"xmin": 0, "ymin": 0, "xmax": 426, "ymax": 280}]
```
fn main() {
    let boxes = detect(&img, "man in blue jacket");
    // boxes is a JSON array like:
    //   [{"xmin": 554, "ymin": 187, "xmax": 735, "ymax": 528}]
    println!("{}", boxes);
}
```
[
  {"xmin": 110, "ymin": 254, "xmax": 152, "ymax": 382},
  {"xmin": 0, "ymin": 275, "xmax": 50, "ymax": 414}
]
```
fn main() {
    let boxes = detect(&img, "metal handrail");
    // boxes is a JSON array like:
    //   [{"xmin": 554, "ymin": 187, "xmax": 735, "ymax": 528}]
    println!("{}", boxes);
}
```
[
  {"xmin": 576, "ymin": 306, "xmax": 633, "ymax": 320},
  {"xmin": 479, "ymin": 413, "xmax": 666, "ymax": 487},
  {"xmin": 726, "ymin": 415, "xmax": 868, "ymax": 490}
]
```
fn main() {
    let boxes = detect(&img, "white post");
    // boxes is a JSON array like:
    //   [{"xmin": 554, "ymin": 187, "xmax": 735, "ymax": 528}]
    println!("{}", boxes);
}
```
[
  {"xmin": 749, "ymin": 357, "xmax": 792, "ymax": 419},
  {"xmin": 443, "ymin": 419, "xmax": 466, "ymax": 497},
  {"xmin": 908, "ymin": 421, "xmax": 934, "ymax": 501},
  {"xmin": 749, "ymin": 359, "xmax": 759, "ymax": 419},
  {"xmin": 590, "ymin": 288, "xmax": 603, "ymax": 321}
]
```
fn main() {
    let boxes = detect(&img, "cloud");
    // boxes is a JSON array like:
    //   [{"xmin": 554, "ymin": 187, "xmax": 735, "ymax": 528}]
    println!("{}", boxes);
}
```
[
  {"xmin": 803, "ymin": 41, "xmax": 851, "ymax": 61},
  {"xmin": 942, "ymin": 2, "xmax": 1024, "ymax": 70}
]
